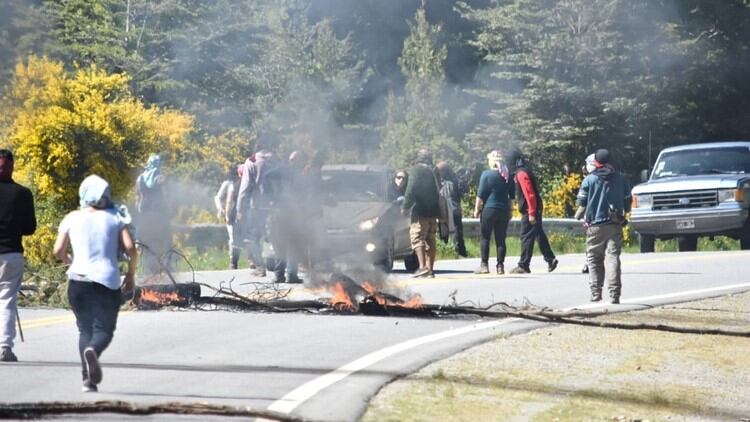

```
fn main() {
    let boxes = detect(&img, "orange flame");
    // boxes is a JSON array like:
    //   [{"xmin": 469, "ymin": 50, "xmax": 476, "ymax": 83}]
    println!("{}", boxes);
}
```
[
  {"xmin": 330, "ymin": 282, "xmax": 357, "ymax": 312},
  {"xmin": 139, "ymin": 288, "xmax": 182, "ymax": 306},
  {"xmin": 362, "ymin": 282, "xmax": 386, "ymax": 305},
  {"xmin": 401, "ymin": 293, "xmax": 424, "ymax": 309}
]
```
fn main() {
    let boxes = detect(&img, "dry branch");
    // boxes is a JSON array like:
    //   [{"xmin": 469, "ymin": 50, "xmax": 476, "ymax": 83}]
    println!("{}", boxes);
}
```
[{"xmin": 0, "ymin": 401, "xmax": 316, "ymax": 421}]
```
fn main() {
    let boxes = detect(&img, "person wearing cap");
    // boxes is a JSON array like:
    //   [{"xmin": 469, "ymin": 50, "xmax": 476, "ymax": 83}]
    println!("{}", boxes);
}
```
[
  {"xmin": 0, "ymin": 149, "xmax": 36, "ymax": 363},
  {"xmin": 53, "ymin": 175, "xmax": 138, "ymax": 392},
  {"xmin": 402, "ymin": 149, "xmax": 441, "ymax": 277},
  {"xmin": 507, "ymin": 149, "xmax": 559, "ymax": 274},
  {"xmin": 575, "ymin": 149, "xmax": 632, "ymax": 304},
  {"xmin": 473, "ymin": 150, "xmax": 514, "ymax": 274}
]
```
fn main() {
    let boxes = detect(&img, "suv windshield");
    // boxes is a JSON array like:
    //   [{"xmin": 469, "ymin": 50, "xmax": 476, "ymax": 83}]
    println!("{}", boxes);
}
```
[
  {"xmin": 322, "ymin": 170, "xmax": 386, "ymax": 201},
  {"xmin": 652, "ymin": 146, "xmax": 750, "ymax": 179}
]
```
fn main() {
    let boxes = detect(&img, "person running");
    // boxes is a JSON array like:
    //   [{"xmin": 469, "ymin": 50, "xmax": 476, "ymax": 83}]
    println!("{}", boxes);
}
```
[
  {"xmin": 508, "ymin": 149, "xmax": 558, "ymax": 274},
  {"xmin": 53, "ymin": 175, "xmax": 137, "ymax": 392},
  {"xmin": 0, "ymin": 149, "xmax": 36, "ymax": 362},
  {"xmin": 473, "ymin": 150, "xmax": 514, "ymax": 275}
]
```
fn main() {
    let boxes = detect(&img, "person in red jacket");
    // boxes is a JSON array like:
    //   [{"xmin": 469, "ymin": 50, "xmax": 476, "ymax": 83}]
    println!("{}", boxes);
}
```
[{"xmin": 507, "ymin": 149, "xmax": 558, "ymax": 274}]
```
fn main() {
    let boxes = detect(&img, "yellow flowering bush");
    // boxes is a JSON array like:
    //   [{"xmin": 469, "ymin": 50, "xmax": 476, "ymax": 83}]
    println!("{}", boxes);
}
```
[
  {"xmin": 543, "ymin": 172, "xmax": 583, "ymax": 218},
  {"xmin": 2, "ymin": 56, "xmax": 194, "ymax": 264}
]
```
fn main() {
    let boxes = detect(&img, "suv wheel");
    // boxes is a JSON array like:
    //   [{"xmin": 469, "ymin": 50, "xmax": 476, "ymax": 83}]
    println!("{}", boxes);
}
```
[
  {"xmin": 639, "ymin": 234, "xmax": 655, "ymax": 253},
  {"xmin": 677, "ymin": 235, "xmax": 698, "ymax": 252},
  {"xmin": 404, "ymin": 252, "xmax": 419, "ymax": 272}
]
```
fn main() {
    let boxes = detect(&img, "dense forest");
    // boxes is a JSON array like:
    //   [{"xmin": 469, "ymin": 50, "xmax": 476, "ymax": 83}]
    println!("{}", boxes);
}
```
[{"xmin": 2, "ymin": 0, "xmax": 750, "ymax": 261}]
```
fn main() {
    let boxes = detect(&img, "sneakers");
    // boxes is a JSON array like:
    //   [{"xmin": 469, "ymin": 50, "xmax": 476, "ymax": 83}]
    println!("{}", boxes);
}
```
[
  {"xmin": 81, "ymin": 380, "xmax": 98, "ymax": 393},
  {"xmin": 0, "ymin": 347, "xmax": 17, "ymax": 362},
  {"xmin": 273, "ymin": 273, "xmax": 286, "ymax": 284},
  {"xmin": 83, "ymin": 347, "xmax": 102, "ymax": 385},
  {"xmin": 251, "ymin": 267, "xmax": 267, "ymax": 277},
  {"xmin": 610, "ymin": 297, "xmax": 620, "ymax": 305},
  {"xmin": 473, "ymin": 263, "xmax": 490, "ymax": 274},
  {"xmin": 456, "ymin": 247, "xmax": 468, "ymax": 258},
  {"xmin": 412, "ymin": 267, "xmax": 431, "ymax": 278},
  {"xmin": 590, "ymin": 293, "xmax": 602, "ymax": 302},
  {"xmin": 547, "ymin": 258, "xmax": 559, "ymax": 273},
  {"xmin": 509, "ymin": 266, "xmax": 530, "ymax": 274},
  {"xmin": 496, "ymin": 264, "xmax": 504, "ymax": 275},
  {"xmin": 581, "ymin": 264, "xmax": 589, "ymax": 274}
]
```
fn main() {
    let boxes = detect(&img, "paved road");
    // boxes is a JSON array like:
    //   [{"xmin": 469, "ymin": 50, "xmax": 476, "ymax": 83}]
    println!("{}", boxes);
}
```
[{"xmin": 2, "ymin": 251, "xmax": 749, "ymax": 421}]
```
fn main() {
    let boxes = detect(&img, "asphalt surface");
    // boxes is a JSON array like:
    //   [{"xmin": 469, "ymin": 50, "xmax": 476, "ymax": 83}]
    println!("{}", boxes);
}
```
[{"xmin": 2, "ymin": 250, "xmax": 749, "ymax": 421}]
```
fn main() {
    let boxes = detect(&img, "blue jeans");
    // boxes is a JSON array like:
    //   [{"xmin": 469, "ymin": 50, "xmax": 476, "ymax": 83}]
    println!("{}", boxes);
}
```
[{"xmin": 68, "ymin": 280, "xmax": 121, "ymax": 380}]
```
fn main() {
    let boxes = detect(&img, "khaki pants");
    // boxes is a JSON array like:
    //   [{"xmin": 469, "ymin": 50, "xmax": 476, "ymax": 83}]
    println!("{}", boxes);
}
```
[
  {"xmin": 585, "ymin": 223, "xmax": 623, "ymax": 300},
  {"xmin": 410, "ymin": 216, "xmax": 437, "ymax": 253}
]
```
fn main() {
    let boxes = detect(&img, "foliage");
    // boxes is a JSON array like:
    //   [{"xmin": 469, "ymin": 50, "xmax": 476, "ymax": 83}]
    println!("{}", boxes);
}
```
[
  {"xmin": 381, "ymin": 7, "xmax": 465, "ymax": 170},
  {"xmin": 3, "ymin": 55, "xmax": 193, "ymax": 264},
  {"xmin": 543, "ymin": 173, "xmax": 583, "ymax": 218}
]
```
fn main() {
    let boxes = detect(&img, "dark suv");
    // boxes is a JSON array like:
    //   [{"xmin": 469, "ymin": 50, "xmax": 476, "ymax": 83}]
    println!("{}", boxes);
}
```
[{"xmin": 321, "ymin": 164, "xmax": 418, "ymax": 271}]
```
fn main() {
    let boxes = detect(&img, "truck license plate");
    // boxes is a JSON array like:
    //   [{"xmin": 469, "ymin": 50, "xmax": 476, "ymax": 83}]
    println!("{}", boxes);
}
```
[{"xmin": 676, "ymin": 219, "xmax": 695, "ymax": 229}]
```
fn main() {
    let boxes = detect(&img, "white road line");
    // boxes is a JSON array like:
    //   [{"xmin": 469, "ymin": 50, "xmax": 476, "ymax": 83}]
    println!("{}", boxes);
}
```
[{"xmin": 266, "ymin": 281, "xmax": 750, "ymax": 415}]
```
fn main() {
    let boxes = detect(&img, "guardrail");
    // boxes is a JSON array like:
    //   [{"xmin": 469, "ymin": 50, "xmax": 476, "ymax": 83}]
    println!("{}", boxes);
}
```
[
  {"xmin": 175, "ymin": 218, "xmax": 585, "ymax": 250},
  {"xmin": 461, "ymin": 217, "xmax": 584, "ymax": 237}
]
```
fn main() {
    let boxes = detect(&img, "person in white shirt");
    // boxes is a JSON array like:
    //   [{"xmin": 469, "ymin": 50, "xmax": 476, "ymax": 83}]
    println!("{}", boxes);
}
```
[{"xmin": 53, "ymin": 175, "xmax": 137, "ymax": 393}]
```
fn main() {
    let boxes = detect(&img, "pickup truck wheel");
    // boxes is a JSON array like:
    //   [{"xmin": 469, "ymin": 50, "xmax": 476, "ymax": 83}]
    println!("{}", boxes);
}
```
[
  {"xmin": 677, "ymin": 235, "xmax": 698, "ymax": 252},
  {"xmin": 404, "ymin": 252, "xmax": 419, "ymax": 272},
  {"xmin": 639, "ymin": 234, "xmax": 655, "ymax": 253}
]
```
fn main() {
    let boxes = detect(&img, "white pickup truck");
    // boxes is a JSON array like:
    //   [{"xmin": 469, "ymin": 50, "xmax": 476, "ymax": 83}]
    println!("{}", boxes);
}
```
[{"xmin": 630, "ymin": 142, "xmax": 750, "ymax": 252}]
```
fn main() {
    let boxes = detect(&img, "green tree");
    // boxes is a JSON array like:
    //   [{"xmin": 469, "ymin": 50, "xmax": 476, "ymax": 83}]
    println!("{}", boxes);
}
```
[{"xmin": 381, "ymin": 7, "xmax": 464, "ymax": 170}]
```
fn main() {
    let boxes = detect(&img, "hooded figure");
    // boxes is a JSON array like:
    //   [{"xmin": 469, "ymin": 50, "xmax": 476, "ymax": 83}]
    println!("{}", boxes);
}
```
[
  {"xmin": 575, "ymin": 148, "xmax": 632, "ymax": 304},
  {"xmin": 79, "ymin": 175, "xmax": 112, "ymax": 209}
]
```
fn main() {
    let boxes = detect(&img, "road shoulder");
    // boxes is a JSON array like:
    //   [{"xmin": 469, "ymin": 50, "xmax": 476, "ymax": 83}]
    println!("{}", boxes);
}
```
[{"xmin": 363, "ymin": 292, "xmax": 750, "ymax": 421}]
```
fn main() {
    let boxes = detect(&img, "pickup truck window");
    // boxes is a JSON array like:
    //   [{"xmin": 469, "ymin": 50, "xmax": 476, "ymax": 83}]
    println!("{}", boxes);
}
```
[{"xmin": 652, "ymin": 147, "xmax": 750, "ymax": 179}]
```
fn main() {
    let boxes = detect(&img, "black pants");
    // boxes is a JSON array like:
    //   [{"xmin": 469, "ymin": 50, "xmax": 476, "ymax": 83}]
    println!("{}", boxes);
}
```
[
  {"xmin": 479, "ymin": 207, "xmax": 510, "ymax": 265},
  {"xmin": 518, "ymin": 214, "xmax": 556, "ymax": 268},
  {"xmin": 68, "ymin": 280, "xmax": 121, "ymax": 380},
  {"xmin": 453, "ymin": 211, "xmax": 467, "ymax": 256}
]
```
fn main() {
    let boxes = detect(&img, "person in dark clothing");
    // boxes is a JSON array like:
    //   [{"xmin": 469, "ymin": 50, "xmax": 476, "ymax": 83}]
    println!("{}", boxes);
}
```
[
  {"xmin": 435, "ymin": 161, "xmax": 467, "ymax": 257},
  {"xmin": 271, "ymin": 151, "xmax": 305, "ymax": 284},
  {"xmin": 0, "ymin": 149, "xmax": 36, "ymax": 362},
  {"xmin": 508, "ymin": 149, "xmax": 558, "ymax": 274},
  {"xmin": 402, "ymin": 149, "xmax": 441, "ymax": 277},
  {"xmin": 575, "ymin": 149, "xmax": 632, "ymax": 304},
  {"xmin": 473, "ymin": 150, "xmax": 514, "ymax": 274}
]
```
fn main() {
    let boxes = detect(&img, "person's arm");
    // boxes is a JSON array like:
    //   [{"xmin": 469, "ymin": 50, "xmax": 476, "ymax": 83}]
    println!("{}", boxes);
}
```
[
  {"xmin": 473, "ymin": 197, "xmax": 484, "ymax": 218},
  {"xmin": 623, "ymin": 177, "xmax": 632, "ymax": 213},
  {"xmin": 214, "ymin": 181, "xmax": 228, "ymax": 218},
  {"xmin": 474, "ymin": 172, "xmax": 489, "ymax": 218},
  {"xmin": 516, "ymin": 170, "xmax": 538, "ymax": 221},
  {"xmin": 575, "ymin": 177, "xmax": 590, "ymax": 220},
  {"xmin": 120, "ymin": 227, "xmax": 137, "ymax": 293},
  {"xmin": 53, "ymin": 231, "xmax": 71, "ymax": 264},
  {"xmin": 401, "ymin": 168, "xmax": 416, "ymax": 215},
  {"xmin": 20, "ymin": 188, "xmax": 36, "ymax": 235},
  {"xmin": 235, "ymin": 162, "xmax": 253, "ymax": 220}
]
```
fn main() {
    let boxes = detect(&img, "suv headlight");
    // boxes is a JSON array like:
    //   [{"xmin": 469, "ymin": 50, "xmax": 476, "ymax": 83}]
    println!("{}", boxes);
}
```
[
  {"xmin": 358, "ymin": 217, "xmax": 379, "ymax": 231},
  {"xmin": 633, "ymin": 194, "xmax": 652, "ymax": 209},
  {"xmin": 718, "ymin": 189, "xmax": 742, "ymax": 203}
]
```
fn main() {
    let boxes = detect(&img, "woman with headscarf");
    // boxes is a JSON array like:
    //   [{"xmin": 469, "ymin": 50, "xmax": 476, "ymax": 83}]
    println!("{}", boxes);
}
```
[
  {"xmin": 53, "ymin": 175, "xmax": 137, "ymax": 393},
  {"xmin": 473, "ymin": 150, "xmax": 514, "ymax": 274},
  {"xmin": 135, "ymin": 154, "xmax": 172, "ymax": 275}
]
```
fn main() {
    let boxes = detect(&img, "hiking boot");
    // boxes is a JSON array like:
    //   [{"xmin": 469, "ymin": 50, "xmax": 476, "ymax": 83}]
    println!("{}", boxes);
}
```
[
  {"xmin": 273, "ymin": 274, "xmax": 286, "ymax": 284},
  {"xmin": 610, "ymin": 297, "xmax": 620, "ymax": 305},
  {"xmin": 0, "ymin": 347, "xmax": 17, "ymax": 362},
  {"xmin": 287, "ymin": 274, "xmax": 304, "ymax": 284},
  {"xmin": 84, "ymin": 347, "xmax": 102, "ymax": 385},
  {"xmin": 496, "ymin": 264, "xmax": 504, "ymax": 275},
  {"xmin": 590, "ymin": 292, "xmax": 602, "ymax": 302},
  {"xmin": 413, "ymin": 267, "xmax": 431, "ymax": 278},
  {"xmin": 82, "ymin": 380, "xmax": 98, "ymax": 393},
  {"xmin": 581, "ymin": 264, "xmax": 589, "ymax": 274},
  {"xmin": 547, "ymin": 258, "xmax": 559, "ymax": 273},
  {"xmin": 473, "ymin": 263, "xmax": 490, "ymax": 274},
  {"xmin": 456, "ymin": 247, "xmax": 468, "ymax": 258},
  {"xmin": 251, "ymin": 267, "xmax": 266, "ymax": 277},
  {"xmin": 509, "ymin": 266, "xmax": 530, "ymax": 274}
]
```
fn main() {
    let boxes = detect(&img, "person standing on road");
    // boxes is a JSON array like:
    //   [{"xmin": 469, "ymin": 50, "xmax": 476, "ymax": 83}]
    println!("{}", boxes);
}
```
[
  {"xmin": 402, "ymin": 149, "xmax": 441, "ymax": 278},
  {"xmin": 508, "ymin": 148, "xmax": 559, "ymax": 274},
  {"xmin": 473, "ymin": 150, "xmax": 514, "ymax": 275},
  {"xmin": 575, "ymin": 149, "xmax": 631, "ymax": 304},
  {"xmin": 580, "ymin": 153, "xmax": 597, "ymax": 275},
  {"xmin": 135, "ymin": 154, "xmax": 171, "ymax": 275},
  {"xmin": 214, "ymin": 167, "xmax": 241, "ymax": 269},
  {"xmin": 436, "ymin": 161, "xmax": 468, "ymax": 258},
  {"xmin": 0, "ymin": 149, "xmax": 36, "ymax": 363},
  {"xmin": 53, "ymin": 175, "xmax": 137, "ymax": 392}
]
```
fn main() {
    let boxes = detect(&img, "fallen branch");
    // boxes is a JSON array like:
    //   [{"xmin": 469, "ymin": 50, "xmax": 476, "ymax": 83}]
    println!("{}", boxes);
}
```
[{"xmin": 0, "ymin": 401, "xmax": 316, "ymax": 421}]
